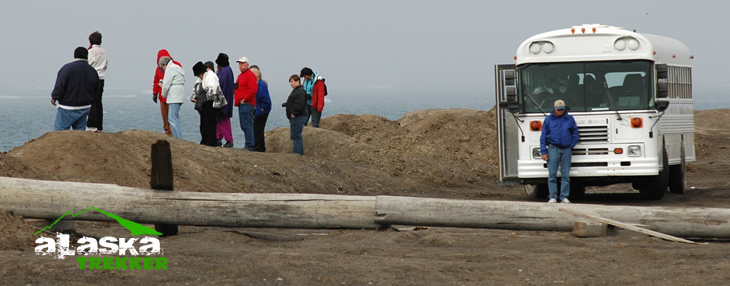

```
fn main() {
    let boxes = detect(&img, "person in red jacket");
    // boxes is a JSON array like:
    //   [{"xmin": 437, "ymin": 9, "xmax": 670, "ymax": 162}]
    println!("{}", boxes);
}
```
[
  {"xmin": 234, "ymin": 57, "xmax": 258, "ymax": 151},
  {"xmin": 300, "ymin": 67, "xmax": 326, "ymax": 128},
  {"xmin": 152, "ymin": 49, "xmax": 182, "ymax": 137}
]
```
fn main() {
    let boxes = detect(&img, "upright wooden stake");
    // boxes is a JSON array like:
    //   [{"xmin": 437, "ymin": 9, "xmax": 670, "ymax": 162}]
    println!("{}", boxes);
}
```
[{"xmin": 150, "ymin": 140, "xmax": 178, "ymax": 236}]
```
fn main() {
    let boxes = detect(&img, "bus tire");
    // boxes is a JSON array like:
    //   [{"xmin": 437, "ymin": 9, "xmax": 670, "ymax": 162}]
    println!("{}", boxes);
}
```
[
  {"xmin": 669, "ymin": 143, "xmax": 686, "ymax": 194},
  {"xmin": 639, "ymin": 147, "xmax": 669, "ymax": 200}
]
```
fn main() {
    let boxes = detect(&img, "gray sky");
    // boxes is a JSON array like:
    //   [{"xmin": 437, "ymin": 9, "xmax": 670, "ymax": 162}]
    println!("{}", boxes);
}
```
[{"xmin": 1, "ymin": 0, "xmax": 727, "ymax": 102}]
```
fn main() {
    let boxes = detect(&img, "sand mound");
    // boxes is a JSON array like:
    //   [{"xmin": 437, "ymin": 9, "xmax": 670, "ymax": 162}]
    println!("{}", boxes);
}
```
[{"xmin": 6, "ymin": 108, "xmax": 500, "ymax": 198}]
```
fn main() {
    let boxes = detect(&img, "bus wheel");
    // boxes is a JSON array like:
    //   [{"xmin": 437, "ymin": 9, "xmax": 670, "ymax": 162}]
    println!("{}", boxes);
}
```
[
  {"xmin": 532, "ymin": 184, "xmax": 549, "ymax": 199},
  {"xmin": 669, "ymin": 143, "xmax": 686, "ymax": 194},
  {"xmin": 639, "ymin": 148, "xmax": 669, "ymax": 200}
]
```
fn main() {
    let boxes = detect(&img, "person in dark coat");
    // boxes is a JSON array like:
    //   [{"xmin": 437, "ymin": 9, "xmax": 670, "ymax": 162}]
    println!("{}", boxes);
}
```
[
  {"xmin": 51, "ymin": 47, "xmax": 99, "ymax": 130},
  {"xmin": 250, "ymin": 65, "xmax": 271, "ymax": 152},
  {"xmin": 285, "ymin": 74, "xmax": 308, "ymax": 155}
]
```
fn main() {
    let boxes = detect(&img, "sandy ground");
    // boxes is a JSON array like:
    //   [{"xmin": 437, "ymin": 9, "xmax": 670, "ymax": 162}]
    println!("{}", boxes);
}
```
[{"xmin": 1, "ymin": 108, "xmax": 729, "ymax": 285}]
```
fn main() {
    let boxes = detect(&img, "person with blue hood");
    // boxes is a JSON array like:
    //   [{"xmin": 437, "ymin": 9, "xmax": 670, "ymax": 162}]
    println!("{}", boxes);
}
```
[{"xmin": 540, "ymin": 99, "xmax": 579, "ymax": 204}]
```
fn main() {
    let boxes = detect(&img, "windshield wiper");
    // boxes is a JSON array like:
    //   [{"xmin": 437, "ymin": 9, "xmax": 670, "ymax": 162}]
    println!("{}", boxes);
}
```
[
  {"xmin": 525, "ymin": 93, "xmax": 547, "ymax": 116},
  {"xmin": 602, "ymin": 82, "xmax": 623, "ymax": 121}
]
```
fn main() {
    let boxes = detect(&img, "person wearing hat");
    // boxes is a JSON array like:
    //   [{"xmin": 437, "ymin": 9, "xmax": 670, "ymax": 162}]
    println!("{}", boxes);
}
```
[
  {"xmin": 539, "ymin": 99, "xmax": 579, "ymax": 204},
  {"xmin": 51, "ymin": 47, "xmax": 100, "ymax": 130},
  {"xmin": 191, "ymin": 61, "xmax": 224, "ymax": 147},
  {"xmin": 233, "ymin": 56, "xmax": 258, "ymax": 151},
  {"xmin": 215, "ymin": 53, "xmax": 235, "ymax": 148}
]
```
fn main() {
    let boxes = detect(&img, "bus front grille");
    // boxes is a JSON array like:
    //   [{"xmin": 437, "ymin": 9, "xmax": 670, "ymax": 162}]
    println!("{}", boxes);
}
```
[{"xmin": 578, "ymin": 125, "xmax": 608, "ymax": 143}]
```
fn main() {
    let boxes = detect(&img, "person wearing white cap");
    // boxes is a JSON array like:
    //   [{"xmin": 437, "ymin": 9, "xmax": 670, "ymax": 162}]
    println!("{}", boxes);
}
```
[
  {"xmin": 539, "ymin": 99, "xmax": 579, "ymax": 204},
  {"xmin": 234, "ymin": 57, "xmax": 258, "ymax": 151}
]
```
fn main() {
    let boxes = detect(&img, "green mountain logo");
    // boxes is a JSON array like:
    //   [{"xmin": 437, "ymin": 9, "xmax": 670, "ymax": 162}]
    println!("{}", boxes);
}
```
[{"xmin": 35, "ymin": 206, "xmax": 162, "ymax": 236}]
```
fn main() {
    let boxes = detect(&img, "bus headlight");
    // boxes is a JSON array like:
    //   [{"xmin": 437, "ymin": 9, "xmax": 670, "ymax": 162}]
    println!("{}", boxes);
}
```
[
  {"xmin": 628, "ymin": 145, "xmax": 642, "ymax": 157},
  {"xmin": 529, "ymin": 43, "xmax": 541, "ymax": 54},
  {"xmin": 543, "ymin": 42, "xmax": 554, "ymax": 54},
  {"xmin": 533, "ymin": 148, "xmax": 542, "ymax": 159},
  {"xmin": 614, "ymin": 37, "xmax": 640, "ymax": 51},
  {"xmin": 614, "ymin": 39, "xmax": 626, "ymax": 51},
  {"xmin": 627, "ymin": 38, "xmax": 640, "ymax": 50},
  {"xmin": 529, "ymin": 41, "xmax": 555, "ymax": 54}
]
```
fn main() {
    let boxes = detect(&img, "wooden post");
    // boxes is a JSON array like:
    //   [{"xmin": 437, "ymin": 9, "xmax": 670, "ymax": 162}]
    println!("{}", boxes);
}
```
[
  {"xmin": 572, "ymin": 221, "xmax": 608, "ymax": 238},
  {"xmin": 150, "ymin": 140, "xmax": 178, "ymax": 236}
]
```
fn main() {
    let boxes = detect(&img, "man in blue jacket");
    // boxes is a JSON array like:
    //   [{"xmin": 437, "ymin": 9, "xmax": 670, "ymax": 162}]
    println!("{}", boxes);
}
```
[
  {"xmin": 540, "ymin": 99, "xmax": 579, "ymax": 204},
  {"xmin": 51, "ymin": 47, "xmax": 99, "ymax": 130}
]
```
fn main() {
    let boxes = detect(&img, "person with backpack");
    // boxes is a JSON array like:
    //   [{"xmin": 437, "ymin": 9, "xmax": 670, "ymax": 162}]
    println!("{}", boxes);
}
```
[{"xmin": 300, "ymin": 67, "xmax": 326, "ymax": 128}]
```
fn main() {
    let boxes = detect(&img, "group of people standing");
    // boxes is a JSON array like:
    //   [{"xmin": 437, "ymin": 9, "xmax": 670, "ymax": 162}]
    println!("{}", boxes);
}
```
[
  {"xmin": 51, "ymin": 31, "xmax": 325, "ymax": 156},
  {"xmin": 152, "ymin": 51, "xmax": 325, "ymax": 155},
  {"xmin": 153, "ymin": 52, "xmax": 273, "ymax": 151}
]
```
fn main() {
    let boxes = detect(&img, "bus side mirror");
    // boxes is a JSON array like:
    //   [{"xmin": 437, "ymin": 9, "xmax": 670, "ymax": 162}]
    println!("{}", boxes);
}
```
[
  {"xmin": 504, "ymin": 70, "xmax": 517, "ymax": 103},
  {"xmin": 655, "ymin": 100, "xmax": 669, "ymax": 112},
  {"xmin": 499, "ymin": 101, "xmax": 520, "ymax": 113},
  {"xmin": 656, "ymin": 64, "xmax": 668, "ymax": 98}
]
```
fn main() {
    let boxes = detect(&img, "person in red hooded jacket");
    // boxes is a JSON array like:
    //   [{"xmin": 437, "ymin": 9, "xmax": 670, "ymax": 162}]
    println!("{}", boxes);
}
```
[
  {"xmin": 152, "ymin": 49, "xmax": 182, "ymax": 136},
  {"xmin": 300, "ymin": 67, "xmax": 326, "ymax": 128}
]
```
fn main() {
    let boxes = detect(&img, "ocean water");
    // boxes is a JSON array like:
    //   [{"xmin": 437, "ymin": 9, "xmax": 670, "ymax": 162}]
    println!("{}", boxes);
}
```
[
  {"xmin": 2, "ymin": 87, "xmax": 726, "ymax": 152},
  {"xmin": 0, "ymin": 88, "xmax": 491, "ymax": 152}
]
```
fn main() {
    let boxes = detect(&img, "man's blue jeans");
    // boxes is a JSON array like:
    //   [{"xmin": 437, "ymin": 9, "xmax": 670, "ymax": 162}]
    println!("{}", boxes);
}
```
[
  {"xmin": 168, "ymin": 103, "xmax": 183, "ymax": 139},
  {"xmin": 238, "ymin": 103, "xmax": 255, "ymax": 151},
  {"xmin": 54, "ymin": 108, "xmax": 90, "ymax": 130},
  {"xmin": 289, "ymin": 114, "xmax": 307, "ymax": 155},
  {"xmin": 547, "ymin": 144, "xmax": 572, "ymax": 200}
]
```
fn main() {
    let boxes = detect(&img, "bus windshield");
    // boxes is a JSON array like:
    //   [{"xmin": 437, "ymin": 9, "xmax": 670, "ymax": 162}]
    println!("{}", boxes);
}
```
[{"xmin": 518, "ymin": 61, "xmax": 653, "ymax": 113}]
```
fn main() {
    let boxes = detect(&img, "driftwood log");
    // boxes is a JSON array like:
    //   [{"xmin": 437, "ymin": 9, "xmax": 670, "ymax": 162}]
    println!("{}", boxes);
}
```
[
  {"xmin": 0, "ymin": 177, "xmax": 380, "ymax": 229},
  {"xmin": 373, "ymin": 196, "xmax": 730, "ymax": 239},
  {"xmin": 2, "ymin": 177, "xmax": 730, "ymax": 239}
]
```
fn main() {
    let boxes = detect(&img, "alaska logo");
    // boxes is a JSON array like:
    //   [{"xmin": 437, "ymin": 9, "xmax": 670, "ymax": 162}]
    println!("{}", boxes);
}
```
[
  {"xmin": 34, "ymin": 206, "xmax": 162, "ymax": 236},
  {"xmin": 34, "ymin": 207, "xmax": 167, "ymax": 270}
]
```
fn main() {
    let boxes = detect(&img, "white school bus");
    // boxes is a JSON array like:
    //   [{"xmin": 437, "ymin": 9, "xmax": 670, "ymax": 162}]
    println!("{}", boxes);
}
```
[{"xmin": 495, "ymin": 24, "xmax": 694, "ymax": 200}]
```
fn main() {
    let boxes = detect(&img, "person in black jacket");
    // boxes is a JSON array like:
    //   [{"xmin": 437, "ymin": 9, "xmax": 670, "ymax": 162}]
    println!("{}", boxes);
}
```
[
  {"xmin": 51, "ymin": 47, "xmax": 99, "ymax": 130},
  {"xmin": 285, "ymin": 74, "xmax": 307, "ymax": 155}
]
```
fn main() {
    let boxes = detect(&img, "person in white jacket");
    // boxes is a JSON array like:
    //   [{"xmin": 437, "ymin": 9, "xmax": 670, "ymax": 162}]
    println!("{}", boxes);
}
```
[
  {"xmin": 159, "ymin": 56, "xmax": 185, "ymax": 139},
  {"xmin": 191, "ymin": 61, "xmax": 226, "ymax": 146}
]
